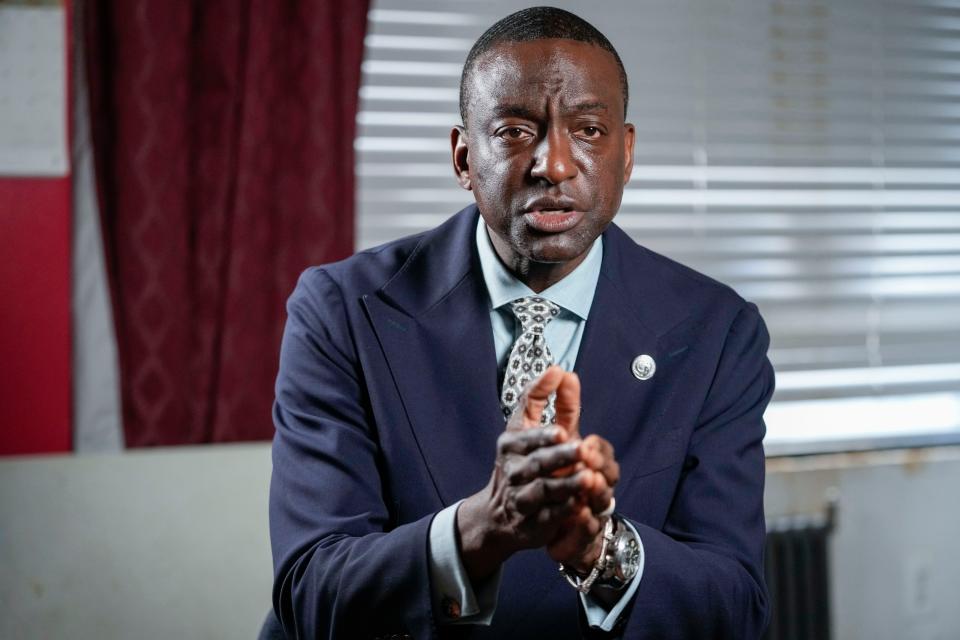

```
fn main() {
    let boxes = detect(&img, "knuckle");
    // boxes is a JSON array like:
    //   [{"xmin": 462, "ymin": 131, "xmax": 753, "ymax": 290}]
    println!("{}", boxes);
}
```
[
  {"xmin": 549, "ymin": 445, "xmax": 573, "ymax": 466},
  {"xmin": 528, "ymin": 448, "xmax": 545, "ymax": 466},
  {"xmin": 536, "ymin": 427, "xmax": 557, "ymax": 447},
  {"xmin": 528, "ymin": 456, "xmax": 541, "ymax": 477},
  {"xmin": 529, "ymin": 477, "xmax": 545, "ymax": 499},
  {"xmin": 542, "ymin": 478, "xmax": 560, "ymax": 500},
  {"xmin": 573, "ymin": 469, "xmax": 589, "ymax": 486}
]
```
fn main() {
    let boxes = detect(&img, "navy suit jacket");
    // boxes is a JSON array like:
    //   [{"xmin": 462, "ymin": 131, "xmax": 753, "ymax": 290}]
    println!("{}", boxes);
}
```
[{"xmin": 270, "ymin": 205, "xmax": 774, "ymax": 639}]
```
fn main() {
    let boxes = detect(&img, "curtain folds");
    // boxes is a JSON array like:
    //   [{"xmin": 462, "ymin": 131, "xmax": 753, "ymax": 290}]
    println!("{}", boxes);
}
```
[{"xmin": 84, "ymin": 0, "xmax": 368, "ymax": 445}]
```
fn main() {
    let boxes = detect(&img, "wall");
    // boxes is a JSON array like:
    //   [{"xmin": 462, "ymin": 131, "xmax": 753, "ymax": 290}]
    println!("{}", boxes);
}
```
[
  {"xmin": 0, "ymin": 178, "xmax": 71, "ymax": 454},
  {"xmin": 0, "ymin": 444, "xmax": 273, "ymax": 640},
  {"xmin": 766, "ymin": 447, "xmax": 960, "ymax": 640},
  {"xmin": 0, "ymin": 1, "xmax": 73, "ymax": 455},
  {"xmin": 1, "ymin": 444, "xmax": 958, "ymax": 639}
]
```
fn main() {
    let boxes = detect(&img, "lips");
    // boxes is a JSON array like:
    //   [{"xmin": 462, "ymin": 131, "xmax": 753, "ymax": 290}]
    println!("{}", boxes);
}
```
[
  {"xmin": 523, "ymin": 209, "xmax": 585, "ymax": 233},
  {"xmin": 522, "ymin": 197, "xmax": 584, "ymax": 233}
]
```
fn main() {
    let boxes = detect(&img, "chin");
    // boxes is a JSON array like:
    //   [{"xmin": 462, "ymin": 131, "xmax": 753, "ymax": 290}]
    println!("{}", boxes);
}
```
[{"xmin": 524, "ymin": 234, "xmax": 592, "ymax": 264}]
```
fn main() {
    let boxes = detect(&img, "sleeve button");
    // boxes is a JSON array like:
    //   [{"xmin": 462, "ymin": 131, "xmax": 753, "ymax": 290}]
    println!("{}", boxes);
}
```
[{"xmin": 441, "ymin": 596, "xmax": 461, "ymax": 619}]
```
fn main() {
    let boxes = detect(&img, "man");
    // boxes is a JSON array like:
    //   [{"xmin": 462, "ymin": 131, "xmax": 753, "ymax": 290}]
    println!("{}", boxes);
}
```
[{"xmin": 270, "ymin": 7, "xmax": 773, "ymax": 639}]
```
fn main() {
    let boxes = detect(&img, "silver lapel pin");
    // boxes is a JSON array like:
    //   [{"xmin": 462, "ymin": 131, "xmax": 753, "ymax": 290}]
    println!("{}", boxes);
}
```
[{"xmin": 631, "ymin": 354, "xmax": 656, "ymax": 381}]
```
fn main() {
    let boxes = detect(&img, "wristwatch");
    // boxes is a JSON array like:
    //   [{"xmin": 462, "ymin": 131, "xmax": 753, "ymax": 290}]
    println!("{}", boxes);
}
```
[
  {"xmin": 595, "ymin": 516, "xmax": 641, "ymax": 590},
  {"xmin": 559, "ymin": 515, "xmax": 641, "ymax": 593}
]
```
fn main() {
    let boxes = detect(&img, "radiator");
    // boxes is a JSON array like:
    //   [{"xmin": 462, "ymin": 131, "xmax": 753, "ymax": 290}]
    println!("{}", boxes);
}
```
[{"xmin": 763, "ymin": 498, "xmax": 837, "ymax": 640}]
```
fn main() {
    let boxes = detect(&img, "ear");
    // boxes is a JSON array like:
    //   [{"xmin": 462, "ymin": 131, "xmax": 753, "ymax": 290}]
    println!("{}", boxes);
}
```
[
  {"xmin": 622, "ymin": 123, "xmax": 635, "ymax": 184},
  {"xmin": 451, "ymin": 126, "xmax": 472, "ymax": 190}
]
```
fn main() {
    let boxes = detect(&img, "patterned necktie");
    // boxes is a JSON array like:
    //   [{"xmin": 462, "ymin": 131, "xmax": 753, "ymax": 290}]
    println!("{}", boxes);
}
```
[{"xmin": 500, "ymin": 296, "xmax": 561, "ymax": 424}]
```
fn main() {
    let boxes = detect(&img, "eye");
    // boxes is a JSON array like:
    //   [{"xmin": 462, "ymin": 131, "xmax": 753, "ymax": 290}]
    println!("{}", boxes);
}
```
[
  {"xmin": 498, "ymin": 126, "xmax": 533, "ymax": 141},
  {"xmin": 579, "ymin": 126, "xmax": 603, "ymax": 139}
]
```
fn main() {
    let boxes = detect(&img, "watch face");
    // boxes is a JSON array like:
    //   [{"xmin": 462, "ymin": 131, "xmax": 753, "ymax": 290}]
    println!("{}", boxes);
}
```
[{"xmin": 619, "ymin": 537, "xmax": 641, "ymax": 580}]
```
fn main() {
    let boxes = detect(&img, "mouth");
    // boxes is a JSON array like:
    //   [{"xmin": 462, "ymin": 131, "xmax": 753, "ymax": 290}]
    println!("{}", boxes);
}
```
[{"xmin": 522, "ymin": 198, "xmax": 585, "ymax": 233}]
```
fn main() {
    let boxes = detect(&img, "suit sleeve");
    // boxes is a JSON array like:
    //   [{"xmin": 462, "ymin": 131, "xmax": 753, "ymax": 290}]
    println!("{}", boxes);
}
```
[
  {"xmin": 618, "ymin": 302, "xmax": 774, "ymax": 639},
  {"xmin": 269, "ymin": 268, "xmax": 437, "ymax": 640}
]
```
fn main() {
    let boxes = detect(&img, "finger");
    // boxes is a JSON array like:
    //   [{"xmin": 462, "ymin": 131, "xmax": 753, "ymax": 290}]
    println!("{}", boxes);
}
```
[
  {"xmin": 586, "ymin": 478, "xmax": 614, "ymax": 515},
  {"xmin": 580, "ymin": 436, "xmax": 620, "ymax": 487},
  {"xmin": 578, "ymin": 435, "xmax": 604, "ymax": 468},
  {"xmin": 601, "ymin": 457, "xmax": 620, "ymax": 488},
  {"xmin": 554, "ymin": 371, "xmax": 581, "ymax": 437},
  {"xmin": 514, "ymin": 366, "xmax": 565, "ymax": 429},
  {"xmin": 497, "ymin": 426, "xmax": 564, "ymax": 457},
  {"xmin": 503, "ymin": 440, "xmax": 583, "ymax": 485},
  {"xmin": 513, "ymin": 471, "xmax": 592, "ymax": 514},
  {"xmin": 575, "ymin": 469, "xmax": 613, "ymax": 512}
]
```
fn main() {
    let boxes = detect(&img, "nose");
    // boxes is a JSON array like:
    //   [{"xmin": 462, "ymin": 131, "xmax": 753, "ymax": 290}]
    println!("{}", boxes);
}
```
[{"xmin": 530, "ymin": 129, "xmax": 578, "ymax": 184}]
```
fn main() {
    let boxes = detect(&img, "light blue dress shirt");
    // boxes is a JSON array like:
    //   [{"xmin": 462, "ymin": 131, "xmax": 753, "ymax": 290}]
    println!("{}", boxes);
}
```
[{"xmin": 426, "ymin": 217, "xmax": 645, "ymax": 631}]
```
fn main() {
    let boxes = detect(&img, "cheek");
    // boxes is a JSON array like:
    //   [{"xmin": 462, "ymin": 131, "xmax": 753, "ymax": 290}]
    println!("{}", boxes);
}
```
[
  {"xmin": 598, "ymin": 172, "xmax": 624, "ymax": 210},
  {"xmin": 473, "ymin": 156, "xmax": 523, "ymax": 204},
  {"xmin": 586, "ymin": 152, "xmax": 626, "ymax": 210}
]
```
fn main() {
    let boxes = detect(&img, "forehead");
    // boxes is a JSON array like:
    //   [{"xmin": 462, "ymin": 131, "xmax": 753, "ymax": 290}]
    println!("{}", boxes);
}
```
[{"xmin": 466, "ymin": 39, "xmax": 623, "ymax": 121}]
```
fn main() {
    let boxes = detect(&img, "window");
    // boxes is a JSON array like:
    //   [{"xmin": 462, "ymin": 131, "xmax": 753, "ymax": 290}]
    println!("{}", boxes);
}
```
[{"xmin": 356, "ymin": 1, "xmax": 960, "ymax": 455}]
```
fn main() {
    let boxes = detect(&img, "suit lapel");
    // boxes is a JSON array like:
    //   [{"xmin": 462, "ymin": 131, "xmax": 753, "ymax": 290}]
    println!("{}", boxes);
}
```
[{"xmin": 363, "ymin": 207, "xmax": 504, "ymax": 506}]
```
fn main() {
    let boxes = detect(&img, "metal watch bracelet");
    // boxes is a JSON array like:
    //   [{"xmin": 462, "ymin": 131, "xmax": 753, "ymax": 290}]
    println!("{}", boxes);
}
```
[{"xmin": 558, "ymin": 516, "xmax": 616, "ymax": 594}]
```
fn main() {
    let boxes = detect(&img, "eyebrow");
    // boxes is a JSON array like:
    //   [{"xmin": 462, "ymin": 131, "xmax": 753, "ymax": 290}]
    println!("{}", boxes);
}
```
[
  {"xmin": 492, "ymin": 104, "xmax": 540, "ymax": 120},
  {"xmin": 567, "ymin": 101, "xmax": 609, "ymax": 113},
  {"xmin": 492, "ymin": 101, "xmax": 610, "ymax": 119}
]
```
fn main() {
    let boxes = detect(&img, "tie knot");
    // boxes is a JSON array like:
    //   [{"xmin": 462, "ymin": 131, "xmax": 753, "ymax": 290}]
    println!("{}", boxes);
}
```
[{"xmin": 509, "ymin": 296, "xmax": 560, "ymax": 334}]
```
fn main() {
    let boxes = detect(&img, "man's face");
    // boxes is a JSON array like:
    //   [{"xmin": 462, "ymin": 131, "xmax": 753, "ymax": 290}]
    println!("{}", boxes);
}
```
[{"xmin": 454, "ymin": 39, "xmax": 634, "ymax": 280}]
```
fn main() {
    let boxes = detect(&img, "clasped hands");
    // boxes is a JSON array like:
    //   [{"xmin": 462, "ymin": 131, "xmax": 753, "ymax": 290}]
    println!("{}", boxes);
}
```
[{"xmin": 457, "ymin": 366, "xmax": 620, "ymax": 584}]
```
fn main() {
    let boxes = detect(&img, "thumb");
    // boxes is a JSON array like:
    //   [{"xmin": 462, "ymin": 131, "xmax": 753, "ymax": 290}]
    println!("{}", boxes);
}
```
[{"xmin": 508, "ymin": 366, "xmax": 565, "ymax": 430}]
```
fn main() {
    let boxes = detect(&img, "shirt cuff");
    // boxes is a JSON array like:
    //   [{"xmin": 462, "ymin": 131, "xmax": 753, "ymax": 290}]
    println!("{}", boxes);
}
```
[
  {"xmin": 428, "ymin": 500, "xmax": 503, "ymax": 626},
  {"xmin": 579, "ymin": 518, "xmax": 645, "ymax": 631}
]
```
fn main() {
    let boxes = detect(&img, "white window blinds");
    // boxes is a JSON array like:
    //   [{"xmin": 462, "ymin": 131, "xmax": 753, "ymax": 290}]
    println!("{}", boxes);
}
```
[{"xmin": 356, "ymin": 0, "xmax": 960, "ymax": 454}]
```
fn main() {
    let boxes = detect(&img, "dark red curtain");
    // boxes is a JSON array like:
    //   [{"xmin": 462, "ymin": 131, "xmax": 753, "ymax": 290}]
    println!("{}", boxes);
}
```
[{"xmin": 84, "ymin": 0, "xmax": 368, "ymax": 445}]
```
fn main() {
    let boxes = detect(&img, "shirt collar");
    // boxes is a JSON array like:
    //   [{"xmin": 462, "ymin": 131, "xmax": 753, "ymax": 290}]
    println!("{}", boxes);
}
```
[{"xmin": 475, "ymin": 214, "xmax": 602, "ymax": 321}]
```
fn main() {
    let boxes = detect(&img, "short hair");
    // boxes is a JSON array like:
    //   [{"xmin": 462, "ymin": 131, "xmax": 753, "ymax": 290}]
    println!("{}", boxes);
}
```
[{"xmin": 459, "ymin": 6, "xmax": 629, "ymax": 125}]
